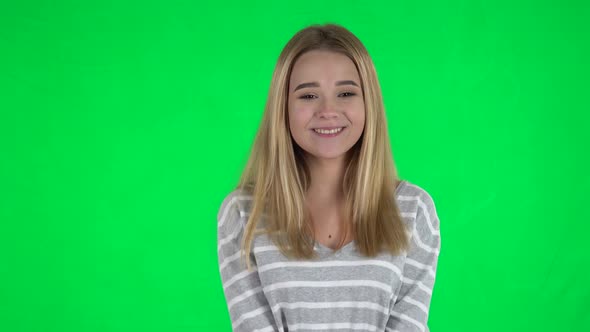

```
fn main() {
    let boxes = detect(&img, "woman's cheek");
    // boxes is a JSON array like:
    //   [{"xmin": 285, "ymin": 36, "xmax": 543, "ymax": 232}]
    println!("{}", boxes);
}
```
[{"xmin": 292, "ymin": 106, "xmax": 313, "ymax": 119}]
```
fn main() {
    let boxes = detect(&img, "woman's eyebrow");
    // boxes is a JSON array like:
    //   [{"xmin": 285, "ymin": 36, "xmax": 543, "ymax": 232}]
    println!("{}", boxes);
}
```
[
  {"xmin": 335, "ymin": 80, "xmax": 360, "ymax": 87},
  {"xmin": 293, "ymin": 80, "xmax": 359, "ymax": 92}
]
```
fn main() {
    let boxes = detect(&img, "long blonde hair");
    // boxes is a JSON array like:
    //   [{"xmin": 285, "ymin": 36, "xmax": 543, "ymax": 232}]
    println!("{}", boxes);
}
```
[{"xmin": 237, "ymin": 23, "xmax": 409, "ymax": 270}]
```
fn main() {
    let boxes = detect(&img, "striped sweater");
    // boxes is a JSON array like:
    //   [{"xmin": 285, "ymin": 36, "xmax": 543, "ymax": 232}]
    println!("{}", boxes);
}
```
[{"xmin": 216, "ymin": 180, "xmax": 441, "ymax": 332}]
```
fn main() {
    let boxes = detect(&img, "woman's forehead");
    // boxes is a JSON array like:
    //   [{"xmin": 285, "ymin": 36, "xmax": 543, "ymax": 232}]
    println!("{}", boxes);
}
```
[{"xmin": 289, "ymin": 51, "xmax": 360, "ymax": 87}]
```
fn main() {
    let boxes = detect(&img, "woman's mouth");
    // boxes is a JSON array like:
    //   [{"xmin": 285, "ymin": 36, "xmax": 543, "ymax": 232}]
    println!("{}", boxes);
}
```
[{"xmin": 312, "ymin": 127, "xmax": 346, "ymax": 137}]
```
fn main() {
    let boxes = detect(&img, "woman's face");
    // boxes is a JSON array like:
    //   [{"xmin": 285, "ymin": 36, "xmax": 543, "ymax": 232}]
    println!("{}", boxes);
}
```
[{"xmin": 288, "ymin": 50, "xmax": 365, "ymax": 165}]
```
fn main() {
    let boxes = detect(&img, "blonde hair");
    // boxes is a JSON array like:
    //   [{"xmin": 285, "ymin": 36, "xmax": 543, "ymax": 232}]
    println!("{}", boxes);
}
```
[{"xmin": 237, "ymin": 23, "xmax": 409, "ymax": 270}]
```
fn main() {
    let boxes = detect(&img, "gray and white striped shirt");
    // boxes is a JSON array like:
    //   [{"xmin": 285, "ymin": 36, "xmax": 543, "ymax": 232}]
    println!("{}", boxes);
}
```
[{"xmin": 217, "ymin": 180, "xmax": 441, "ymax": 332}]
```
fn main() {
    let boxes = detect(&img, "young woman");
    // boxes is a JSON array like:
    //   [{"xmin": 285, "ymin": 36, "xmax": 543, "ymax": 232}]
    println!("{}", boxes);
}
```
[{"xmin": 217, "ymin": 23, "xmax": 441, "ymax": 332}]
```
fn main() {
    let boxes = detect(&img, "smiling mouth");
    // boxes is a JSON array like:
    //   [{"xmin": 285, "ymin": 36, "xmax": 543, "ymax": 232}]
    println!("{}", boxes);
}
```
[{"xmin": 312, "ymin": 127, "xmax": 346, "ymax": 136}]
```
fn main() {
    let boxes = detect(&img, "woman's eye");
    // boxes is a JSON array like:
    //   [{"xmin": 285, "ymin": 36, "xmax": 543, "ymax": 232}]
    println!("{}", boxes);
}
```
[{"xmin": 299, "ymin": 92, "xmax": 356, "ymax": 100}]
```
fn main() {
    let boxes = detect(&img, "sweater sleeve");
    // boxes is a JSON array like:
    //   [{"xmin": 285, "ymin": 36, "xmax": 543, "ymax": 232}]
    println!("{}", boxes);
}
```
[
  {"xmin": 386, "ymin": 190, "xmax": 441, "ymax": 332},
  {"xmin": 217, "ymin": 192, "xmax": 278, "ymax": 332}
]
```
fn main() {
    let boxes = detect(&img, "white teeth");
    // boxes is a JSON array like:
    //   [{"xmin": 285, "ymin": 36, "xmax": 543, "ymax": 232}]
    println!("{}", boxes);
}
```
[{"xmin": 314, "ymin": 127, "xmax": 344, "ymax": 135}]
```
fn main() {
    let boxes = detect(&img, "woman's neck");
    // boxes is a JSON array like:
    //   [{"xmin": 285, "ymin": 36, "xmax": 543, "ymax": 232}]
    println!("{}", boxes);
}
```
[{"xmin": 305, "ymin": 155, "xmax": 347, "ymax": 205}]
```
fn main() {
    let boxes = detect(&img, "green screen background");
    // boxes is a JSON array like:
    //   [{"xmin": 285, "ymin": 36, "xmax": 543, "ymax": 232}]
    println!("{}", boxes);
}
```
[{"xmin": 1, "ymin": 0, "xmax": 588, "ymax": 331}]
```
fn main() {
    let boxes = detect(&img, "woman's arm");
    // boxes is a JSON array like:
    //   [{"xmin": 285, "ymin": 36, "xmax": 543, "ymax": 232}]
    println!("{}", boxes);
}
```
[
  {"xmin": 217, "ymin": 192, "xmax": 278, "ymax": 332},
  {"xmin": 386, "ymin": 191, "xmax": 441, "ymax": 332}
]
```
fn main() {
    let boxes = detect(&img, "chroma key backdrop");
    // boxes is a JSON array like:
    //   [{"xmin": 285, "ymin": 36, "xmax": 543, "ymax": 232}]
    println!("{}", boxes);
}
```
[{"xmin": 0, "ymin": 0, "xmax": 588, "ymax": 331}]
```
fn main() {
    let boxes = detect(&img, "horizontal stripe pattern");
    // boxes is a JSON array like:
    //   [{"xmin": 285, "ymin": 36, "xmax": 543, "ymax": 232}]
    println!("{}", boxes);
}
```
[{"xmin": 217, "ymin": 180, "xmax": 441, "ymax": 332}]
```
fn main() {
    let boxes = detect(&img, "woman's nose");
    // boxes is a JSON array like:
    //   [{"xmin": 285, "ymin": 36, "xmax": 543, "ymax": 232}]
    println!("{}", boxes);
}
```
[{"xmin": 316, "ymin": 99, "xmax": 339, "ymax": 118}]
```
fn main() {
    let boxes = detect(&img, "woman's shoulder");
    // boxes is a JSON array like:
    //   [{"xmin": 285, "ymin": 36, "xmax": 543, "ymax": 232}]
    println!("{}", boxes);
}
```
[
  {"xmin": 396, "ymin": 179, "xmax": 440, "ymax": 238},
  {"xmin": 395, "ymin": 179, "xmax": 437, "ymax": 209},
  {"xmin": 217, "ymin": 188, "xmax": 256, "ymax": 235},
  {"xmin": 217, "ymin": 188, "xmax": 255, "ymax": 220},
  {"xmin": 395, "ymin": 179, "xmax": 439, "ymax": 228}
]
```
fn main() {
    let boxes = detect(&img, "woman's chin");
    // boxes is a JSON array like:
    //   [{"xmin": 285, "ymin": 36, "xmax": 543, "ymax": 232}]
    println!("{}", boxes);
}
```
[{"xmin": 306, "ymin": 151, "xmax": 350, "ymax": 162}]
